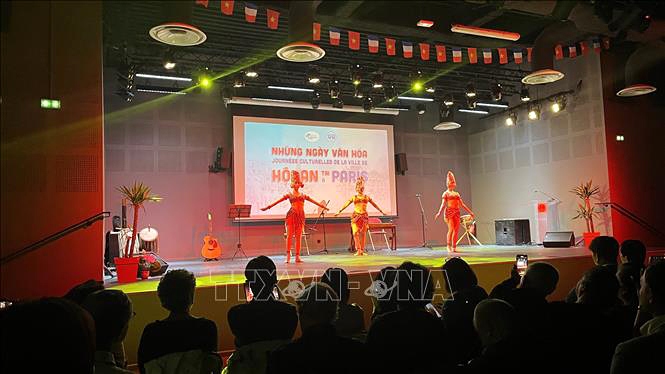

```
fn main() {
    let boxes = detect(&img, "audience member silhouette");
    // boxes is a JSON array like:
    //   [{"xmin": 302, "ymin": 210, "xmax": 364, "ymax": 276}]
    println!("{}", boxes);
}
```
[
  {"xmin": 321, "ymin": 267, "xmax": 365, "ymax": 338},
  {"xmin": 137, "ymin": 269, "xmax": 218, "ymax": 374},
  {"xmin": 370, "ymin": 266, "xmax": 398, "ymax": 321},
  {"xmin": 366, "ymin": 261, "xmax": 449, "ymax": 373},
  {"xmin": 64, "ymin": 279, "xmax": 105, "ymax": 304},
  {"xmin": 82, "ymin": 290, "xmax": 134, "ymax": 374},
  {"xmin": 0, "ymin": 297, "xmax": 96, "ymax": 373},
  {"xmin": 440, "ymin": 257, "xmax": 488, "ymax": 365},
  {"xmin": 617, "ymin": 239, "xmax": 646, "ymax": 310},
  {"xmin": 267, "ymin": 282, "xmax": 367, "ymax": 374},
  {"xmin": 566, "ymin": 235, "xmax": 619, "ymax": 303},
  {"xmin": 228, "ymin": 256, "xmax": 298, "ymax": 347},
  {"xmin": 611, "ymin": 260, "xmax": 665, "ymax": 374}
]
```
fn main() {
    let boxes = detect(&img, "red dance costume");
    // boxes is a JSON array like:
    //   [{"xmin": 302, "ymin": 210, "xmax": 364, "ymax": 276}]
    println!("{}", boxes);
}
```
[
  {"xmin": 443, "ymin": 192, "xmax": 461, "ymax": 222},
  {"xmin": 285, "ymin": 193, "xmax": 307, "ymax": 232}
]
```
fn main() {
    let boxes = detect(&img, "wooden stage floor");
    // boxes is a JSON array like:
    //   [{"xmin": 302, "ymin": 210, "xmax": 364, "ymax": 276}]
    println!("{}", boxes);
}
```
[{"xmin": 108, "ymin": 244, "xmax": 591, "ymax": 293}]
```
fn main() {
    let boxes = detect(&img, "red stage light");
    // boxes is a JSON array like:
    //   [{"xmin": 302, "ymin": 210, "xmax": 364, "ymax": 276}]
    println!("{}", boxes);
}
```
[
  {"xmin": 417, "ymin": 20, "xmax": 434, "ymax": 28},
  {"xmin": 450, "ymin": 24, "xmax": 520, "ymax": 41},
  {"xmin": 538, "ymin": 203, "xmax": 547, "ymax": 213}
]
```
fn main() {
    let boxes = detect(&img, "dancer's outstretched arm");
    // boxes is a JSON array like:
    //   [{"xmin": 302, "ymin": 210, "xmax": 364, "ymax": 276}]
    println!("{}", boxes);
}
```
[
  {"xmin": 368, "ymin": 197, "xmax": 386, "ymax": 215},
  {"xmin": 461, "ymin": 199, "xmax": 475, "ymax": 217},
  {"xmin": 334, "ymin": 198, "xmax": 354, "ymax": 216},
  {"xmin": 305, "ymin": 196, "xmax": 329, "ymax": 211},
  {"xmin": 260, "ymin": 195, "xmax": 288, "ymax": 211}
]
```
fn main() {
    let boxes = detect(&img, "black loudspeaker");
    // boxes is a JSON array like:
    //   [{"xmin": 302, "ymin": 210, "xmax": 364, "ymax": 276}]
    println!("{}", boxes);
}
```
[
  {"xmin": 106, "ymin": 232, "xmax": 121, "ymax": 264},
  {"xmin": 543, "ymin": 231, "xmax": 575, "ymax": 248},
  {"xmin": 495, "ymin": 219, "xmax": 531, "ymax": 245},
  {"xmin": 395, "ymin": 153, "xmax": 408, "ymax": 175}
]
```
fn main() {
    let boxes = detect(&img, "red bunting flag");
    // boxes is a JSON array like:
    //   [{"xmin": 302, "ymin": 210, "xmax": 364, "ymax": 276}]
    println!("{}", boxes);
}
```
[
  {"xmin": 527, "ymin": 47, "xmax": 533, "ymax": 62},
  {"xmin": 419, "ymin": 43, "xmax": 430, "ymax": 60},
  {"xmin": 221, "ymin": 0, "xmax": 234, "ymax": 15},
  {"xmin": 313, "ymin": 23, "xmax": 321, "ymax": 41},
  {"xmin": 592, "ymin": 38, "xmax": 601, "ymax": 53},
  {"xmin": 513, "ymin": 50, "xmax": 523, "ymax": 64},
  {"xmin": 244, "ymin": 3, "xmax": 257, "ymax": 22},
  {"xmin": 385, "ymin": 38, "xmax": 396, "ymax": 56},
  {"xmin": 266, "ymin": 9, "xmax": 279, "ymax": 29},
  {"xmin": 348, "ymin": 31, "xmax": 360, "ymax": 50},
  {"xmin": 329, "ymin": 28, "xmax": 340, "ymax": 46},
  {"xmin": 498, "ymin": 48, "xmax": 508, "ymax": 64},
  {"xmin": 196, "ymin": 0, "xmax": 209, "ymax": 8},
  {"xmin": 435, "ymin": 44, "xmax": 446, "ymax": 62},
  {"xmin": 452, "ymin": 48, "xmax": 462, "ymax": 63},
  {"xmin": 554, "ymin": 44, "xmax": 563, "ymax": 60},
  {"xmin": 579, "ymin": 41, "xmax": 588, "ymax": 55},
  {"xmin": 467, "ymin": 48, "xmax": 478, "ymax": 64},
  {"xmin": 568, "ymin": 45, "xmax": 577, "ymax": 58},
  {"xmin": 602, "ymin": 37, "xmax": 610, "ymax": 50},
  {"xmin": 483, "ymin": 49, "xmax": 492, "ymax": 64},
  {"xmin": 368, "ymin": 35, "xmax": 379, "ymax": 53},
  {"xmin": 402, "ymin": 41, "xmax": 413, "ymax": 58}
]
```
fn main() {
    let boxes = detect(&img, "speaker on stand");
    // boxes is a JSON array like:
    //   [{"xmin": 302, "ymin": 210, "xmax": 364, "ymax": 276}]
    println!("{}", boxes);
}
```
[{"xmin": 543, "ymin": 231, "xmax": 575, "ymax": 247}]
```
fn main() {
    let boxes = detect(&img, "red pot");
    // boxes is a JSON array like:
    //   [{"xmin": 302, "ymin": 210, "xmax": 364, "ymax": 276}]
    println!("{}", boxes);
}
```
[
  {"xmin": 140, "ymin": 270, "xmax": 150, "ymax": 280},
  {"xmin": 114, "ymin": 257, "xmax": 140, "ymax": 283},
  {"xmin": 583, "ymin": 232, "xmax": 601, "ymax": 248}
]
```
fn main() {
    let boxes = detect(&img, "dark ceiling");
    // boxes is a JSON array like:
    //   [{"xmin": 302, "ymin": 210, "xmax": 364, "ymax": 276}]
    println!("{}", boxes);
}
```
[{"xmin": 103, "ymin": 0, "xmax": 664, "ymax": 108}]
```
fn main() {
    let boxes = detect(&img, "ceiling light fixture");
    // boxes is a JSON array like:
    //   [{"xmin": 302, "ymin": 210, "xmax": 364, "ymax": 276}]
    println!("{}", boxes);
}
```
[
  {"xmin": 362, "ymin": 96, "xmax": 373, "ymax": 113},
  {"xmin": 416, "ymin": 103, "xmax": 426, "ymax": 115},
  {"xmin": 450, "ymin": 23, "xmax": 520, "ymax": 41},
  {"xmin": 233, "ymin": 75, "xmax": 245, "ymax": 88},
  {"xmin": 465, "ymin": 82, "xmax": 476, "ymax": 97},
  {"xmin": 434, "ymin": 102, "xmax": 461, "ymax": 130},
  {"xmin": 136, "ymin": 73, "xmax": 192, "ymax": 82},
  {"xmin": 328, "ymin": 79, "xmax": 340, "ymax": 99},
  {"xmin": 350, "ymin": 63, "xmax": 362, "ymax": 86},
  {"xmin": 477, "ymin": 102, "xmax": 509, "ymax": 108},
  {"xmin": 417, "ymin": 19, "xmax": 434, "ymax": 28},
  {"xmin": 372, "ymin": 72, "xmax": 384, "ymax": 89},
  {"xmin": 245, "ymin": 69, "xmax": 259, "ymax": 78},
  {"xmin": 528, "ymin": 103, "xmax": 541, "ymax": 120},
  {"xmin": 268, "ymin": 85, "xmax": 314, "ymax": 92},
  {"xmin": 384, "ymin": 83, "xmax": 397, "ymax": 102},
  {"xmin": 520, "ymin": 86, "xmax": 531, "ymax": 102},
  {"xmin": 307, "ymin": 66, "xmax": 320, "ymax": 84},
  {"xmin": 551, "ymin": 95, "xmax": 567, "ymax": 113},
  {"xmin": 458, "ymin": 108, "xmax": 489, "ymax": 114},
  {"xmin": 491, "ymin": 82, "xmax": 502, "ymax": 101},
  {"xmin": 443, "ymin": 94, "xmax": 454, "ymax": 107},
  {"xmin": 311, "ymin": 91, "xmax": 321, "ymax": 109},
  {"xmin": 505, "ymin": 111, "xmax": 517, "ymax": 126},
  {"xmin": 398, "ymin": 96, "xmax": 434, "ymax": 102}
]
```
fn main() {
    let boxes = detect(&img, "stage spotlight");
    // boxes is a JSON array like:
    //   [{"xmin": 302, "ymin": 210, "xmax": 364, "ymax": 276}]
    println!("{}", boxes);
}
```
[
  {"xmin": 197, "ymin": 67, "xmax": 213, "ymax": 88},
  {"xmin": 233, "ymin": 75, "xmax": 245, "ymax": 88},
  {"xmin": 520, "ymin": 86, "xmax": 531, "ymax": 102},
  {"xmin": 465, "ymin": 82, "xmax": 476, "ymax": 98},
  {"xmin": 528, "ymin": 103, "xmax": 541, "ymax": 120},
  {"xmin": 551, "ymin": 95, "xmax": 567, "ymax": 113},
  {"xmin": 491, "ymin": 82, "xmax": 502, "ymax": 101},
  {"xmin": 311, "ymin": 91, "xmax": 321, "ymax": 109},
  {"xmin": 443, "ymin": 94, "xmax": 454, "ymax": 107},
  {"xmin": 245, "ymin": 69, "xmax": 258, "ymax": 78},
  {"xmin": 350, "ymin": 63, "xmax": 362, "ymax": 86},
  {"xmin": 328, "ymin": 78, "xmax": 340, "ymax": 99},
  {"xmin": 332, "ymin": 97, "xmax": 344, "ymax": 109},
  {"xmin": 425, "ymin": 85, "xmax": 436, "ymax": 93},
  {"xmin": 439, "ymin": 102, "xmax": 452, "ymax": 118},
  {"xmin": 505, "ymin": 111, "xmax": 517, "ymax": 126},
  {"xmin": 362, "ymin": 96, "xmax": 373, "ymax": 113},
  {"xmin": 417, "ymin": 103, "xmax": 426, "ymax": 115},
  {"xmin": 434, "ymin": 102, "xmax": 461, "ymax": 130},
  {"xmin": 162, "ymin": 50, "xmax": 176, "ymax": 70},
  {"xmin": 372, "ymin": 72, "xmax": 384, "ymax": 89},
  {"xmin": 411, "ymin": 70, "xmax": 424, "ymax": 92},
  {"xmin": 466, "ymin": 96, "xmax": 477, "ymax": 109},
  {"xmin": 354, "ymin": 85, "xmax": 364, "ymax": 98},
  {"xmin": 384, "ymin": 83, "xmax": 397, "ymax": 102},
  {"xmin": 307, "ymin": 66, "xmax": 320, "ymax": 84}
]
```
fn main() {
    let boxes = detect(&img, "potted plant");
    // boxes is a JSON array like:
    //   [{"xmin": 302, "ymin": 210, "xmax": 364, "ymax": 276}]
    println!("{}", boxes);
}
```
[
  {"xmin": 114, "ymin": 182, "xmax": 162, "ymax": 283},
  {"xmin": 571, "ymin": 180, "xmax": 600, "ymax": 247}
]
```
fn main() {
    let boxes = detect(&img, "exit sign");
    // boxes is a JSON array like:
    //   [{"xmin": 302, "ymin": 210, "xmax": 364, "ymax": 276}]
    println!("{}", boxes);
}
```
[{"xmin": 40, "ymin": 98, "xmax": 61, "ymax": 109}]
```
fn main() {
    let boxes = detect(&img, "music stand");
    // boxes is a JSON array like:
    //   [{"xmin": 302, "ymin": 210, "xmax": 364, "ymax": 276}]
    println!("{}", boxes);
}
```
[{"xmin": 228, "ymin": 204, "xmax": 251, "ymax": 260}]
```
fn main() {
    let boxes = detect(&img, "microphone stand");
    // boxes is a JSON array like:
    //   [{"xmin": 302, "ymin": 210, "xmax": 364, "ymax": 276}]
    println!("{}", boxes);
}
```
[
  {"xmin": 416, "ymin": 194, "xmax": 432, "ymax": 249},
  {"xmin": 313, "ymin": 200, "xmax": 329, "ymax": 254}
]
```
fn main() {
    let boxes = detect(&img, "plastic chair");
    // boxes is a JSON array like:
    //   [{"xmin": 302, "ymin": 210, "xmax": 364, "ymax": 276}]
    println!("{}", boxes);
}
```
[{"xmin": 367, "ymin": 217, "xmax": 391, "ymax": 251}]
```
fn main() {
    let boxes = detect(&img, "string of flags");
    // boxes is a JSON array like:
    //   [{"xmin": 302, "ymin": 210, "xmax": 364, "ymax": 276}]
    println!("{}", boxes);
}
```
[{"xmin": 195, "ymin": 1, "xmax": 611, "ymax": 65}]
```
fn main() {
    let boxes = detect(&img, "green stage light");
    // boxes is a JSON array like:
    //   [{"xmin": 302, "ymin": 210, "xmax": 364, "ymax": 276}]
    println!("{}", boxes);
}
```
[
  {"xmin": 41, "ymin": 99, "xmax": 51, "ymax": 108},
  {"xmin": 200, "ymin": 77, "xmax": 211, "ymax": 88},
  {"xmin": 412, "ymin": 81, "xmax": 423, "ymax": 92},
  {"xmin": 40, "ymin": 98, "xmax": 61, "ymax": 110}
]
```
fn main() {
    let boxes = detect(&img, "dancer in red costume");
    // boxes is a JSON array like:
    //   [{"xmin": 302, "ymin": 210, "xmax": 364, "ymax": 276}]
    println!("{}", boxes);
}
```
[
  {"xmin": 334, "ymin": 177, "xmax": 386, "ymax": 256},
  {"xmin": 435, "ymin": 171, "xmax": 475, "ymax": 252},
  {"xmin": 261, "ymin": 171, "xmax": 329, "ymax": 263}
]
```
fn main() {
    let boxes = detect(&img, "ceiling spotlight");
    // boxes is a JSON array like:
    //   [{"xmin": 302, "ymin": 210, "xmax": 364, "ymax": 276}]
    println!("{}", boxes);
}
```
[
  {"xmin": 491, "ymin": 82, "xmax": 502, "ymax": 101},
  {"xmin": 162, "ymin": 50, "xmax": 176, "ymax": 70},
  {"xmin": 411, "ymin": 70, "xmax": 424, "ymax": 92},
  {"xmin": 528, "ymin": 103, "xmax": 541, "ymax": 120},
  {"xmin": 465, "ymin": 82, "xmax": 476, "ymax": 97},
  {"xmin": 350, "ymin": 63, "xmax": 362, "ymax": 86},
  {"xmin": 311, "ymin": 91, "xmax": 321, "ymax": 109},
  {"xmin": 197, "ymin": 67, "xmax": 213, "ymax": 88},
  {"xmin": 435, "ymin": 103, "xmax": 461, "ymax": 130},
  {"xmin": 417, "ymin": 19, "xmax": 435, "ymax": 28},
  {"xmin": 354, "ymin": 85, "xmax": 364, "ymax": 98},
  {"xmin": 245, "ymin": 69, "xmax": 258, "ymax": 78},
  {"xmin": 328, "ymin": 78, "xmax": 340, "ymax": 99},
  {"xmin": 505, "ymin": 111, "xmax": 517, "ymax": 126},
  {"xmin": 417, "ymin": 103, "xmax": 426, "ymax": 115},
  {"xmin": 466, "ymin": 96, "xmax": 477, "ymax": 109},
  {"xmin": 372, "ymin": 72, "xmax": 384, "ymax": 89},
  {"xmin": 551, "ymin": 95, "xmax": 567, "ymax": 113},
  {"xmin": 362, "ymin": 96, "xmax": 373, "ymax": 113},
  {"xmin": 384, "ymin": 83, "xmax": 397, "ymax": 102},
  {"xmin": 307, "ymin": 66, "xmax": 320, "ymax": 84},
  {"xmin": 439, "ymin": 102, "xmax": 452, "ymax": 118},
  {"xmin": 443, "ymin": 94, "xmax": 454, "ymax": 107},
  {"xmin": 332, "ymin": 97, "xmax": 344, "ymax": 109},
  {"xmin": 425, "ymin": 85, "xmax": 436, "ymax": 93},
  {"xmin": 233, "ymin": 75, "xmax": 245, "ymax": 88},
  {"xmin": 520, "ymin": 86, "xmax": 531, "ymax": 102}
]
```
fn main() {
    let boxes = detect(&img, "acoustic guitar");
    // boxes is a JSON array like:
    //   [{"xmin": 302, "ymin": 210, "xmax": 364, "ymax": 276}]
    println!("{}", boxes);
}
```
[{"xmin": 201, "ymin": 212, "xmax": 221, "ymax": 261}]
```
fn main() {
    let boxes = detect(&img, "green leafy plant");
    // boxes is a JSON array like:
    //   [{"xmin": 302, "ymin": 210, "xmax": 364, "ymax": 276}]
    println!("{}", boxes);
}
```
[
  {"xmin": 571, "ymin": 180, "xmax": 600, "ymax": 232},
  {"xmin": 116, "ymin": 182, "xmax": 162, "ymax": 258}
]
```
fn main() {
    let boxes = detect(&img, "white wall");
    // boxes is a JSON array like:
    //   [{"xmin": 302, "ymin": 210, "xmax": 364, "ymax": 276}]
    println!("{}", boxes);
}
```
[{"xmin": 468, "ymin": 53, "xmax": 612, "ymax": 243}]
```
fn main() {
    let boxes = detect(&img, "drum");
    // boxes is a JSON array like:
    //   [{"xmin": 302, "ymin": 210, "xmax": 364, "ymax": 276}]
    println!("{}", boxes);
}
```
[
  {"xmin": 139, "ymin": 226, "xmax": 159, "ymax": 252},
  {"xmin": 460, "ymin": 215, "xmax": 475, "ymax": 234}
]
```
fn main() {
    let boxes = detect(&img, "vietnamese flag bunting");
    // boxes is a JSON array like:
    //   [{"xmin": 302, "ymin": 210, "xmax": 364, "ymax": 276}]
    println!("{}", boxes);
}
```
[
  {"xmin": 244, "ymin": 3, "xmax": 257, "ymax": 22},
  {"xmin": 554, "ymin": 44, "xmax": 563, "ymax": 60},
  {"xmin": 329, "ymin": 28, "xmax": 340, "ymax": 46},
  {"xmin": 592, "ymin": 38, "xmax": 601, "ymax": 53},
  {"xmin": 513, "ymin": 49, "xmax": 523, "ymax": 64},
  {"xmin": 498, "ymin": 48, "xmax": 508, "ymax": 64},
  {"xmin": 367, "ymin": 35, "xmax": 379, "ymax": 53},
  {"xmin": 419, "ymin": 43, "xmax": 430, "ymax": 60},
  {"xmin": 313, "ymin": 23, "xmax": 321, "ymax": 41},
  {"xmin": 467, "ymin": 48, "xmax": 478, "ymax": 64},
  {"xmin": 221, "ymin": 0, "xmax": 234, "ymax": 15},
  {"xmin": 348, "ymin": 31, "xmax": 360, "ymax": 50},
  {"xmin": 527, "ymin": 47, "xmax": 533, "ymax": 62},
  {"xmin": 266, "ymin": 8, "xmax": 279, "ymax": 29},
  {"xmin": 568, "ymin": 45, "xmax": 577, "ymax": 58},
  {"xmin": 579, "ymin": 41, "xmax": 588, "ymax": 55},
  {"xmin": 435, "ymin": 44, "xmax": 446, "ymax": 62},
  {"xmin": 385, "ymin": 38, "xmax": 396, "ymax": 56},
  {"xmin": 402, "ymin": 41, "xmax": 413, "ymax": 58},
  {"xmin": 452, "ymin": 47, "xmax": 462, "ymax": 63},
  {"xmin": 483, "ymin": 49, "xmax": 492, "ymax": 64},
  {"xmin": 196, "ymin": 0, "xmax": 209, "ymax": 8}
]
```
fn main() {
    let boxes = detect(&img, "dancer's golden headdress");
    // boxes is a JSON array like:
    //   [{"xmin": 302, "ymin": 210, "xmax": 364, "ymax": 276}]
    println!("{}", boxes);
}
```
[
  {"xmin": 446, "ymin": 171, "xmax": 456, "ymax": 188},
  {"xmin": 290, "ymin": 171, "xmax": 304, "ymax": 188}
]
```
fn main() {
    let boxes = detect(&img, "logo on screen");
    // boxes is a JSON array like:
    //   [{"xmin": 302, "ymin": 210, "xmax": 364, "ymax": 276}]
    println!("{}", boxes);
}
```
[
  {"xmin": 304, "ymin": 131, "xmax": 320, "ymax": 142},
  {"xmin": 327, "ymin": 131, "xmax": 336, "ymax": 143}
]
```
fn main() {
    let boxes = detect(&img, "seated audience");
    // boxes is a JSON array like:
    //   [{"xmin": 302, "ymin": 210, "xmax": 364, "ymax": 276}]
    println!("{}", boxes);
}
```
[
  {"xmin": 611, "ymin": 260, "xmax": 665, "ymax": 374},
  {"xmin": 138, "ymin": 269, "xmax": 219, "ymax": 374},
  {"xmin": 1, "ymin": 297, "xmax": 95, "ymax": 373},
  {"xmin": 488, "ymin": 264, "xmax": 520, "ymax": 300},
  {"xmin": 321, "ymin": 267, "xmax": 365, "ymax": 338},
  {"xmin": 440, "ymin": 257, "xmax": 488, "ymax": 365},
  {"xmin": 64, "ymin": 279, "xmax": 105, "ymax": 304},
  {"xmin": 366, "ymin": 261, "xmax": 449, "ymax": 373},
  {"xmin": 566, "ymin": 235, "xmax": 619, "ymax": 303},
  {"xmin": 617, "ymin": 239, "xmax": 647, "ymax": 310},
  {"xmin": 267, "ymin": 282, "xmax": 367, "ymax": 374},
  {"xmin": 370, "ymin": 266, "xmax": 398, "ymax": 321},
  {"xmin": 82, "ymin": 290, "xmax": 133, "ymax": 374}
]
